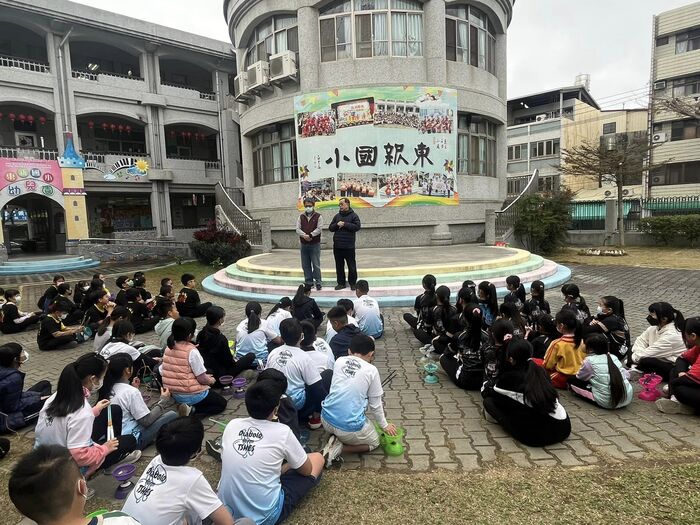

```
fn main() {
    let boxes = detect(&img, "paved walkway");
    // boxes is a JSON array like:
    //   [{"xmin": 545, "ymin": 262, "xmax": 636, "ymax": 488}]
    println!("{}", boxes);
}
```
[{"xmin": 2, "ymin": 263, "xmax": 699, "ymax": 476}]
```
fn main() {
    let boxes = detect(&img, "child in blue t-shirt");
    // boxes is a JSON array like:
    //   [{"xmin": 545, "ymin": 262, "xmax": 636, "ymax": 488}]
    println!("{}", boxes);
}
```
[{"xmin": 320, "ymin": 333, "xmax": 396, "ymax": 466}]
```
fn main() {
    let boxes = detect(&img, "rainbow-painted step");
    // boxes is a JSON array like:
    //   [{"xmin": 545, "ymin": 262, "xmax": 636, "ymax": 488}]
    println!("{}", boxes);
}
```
[
  {"xmin": 0, "ymin": 255, "xmax": 99, "ymax": 276},
  {"xmin": 204, "ymin": 245, "xmax": 571, "ymax": 307}
]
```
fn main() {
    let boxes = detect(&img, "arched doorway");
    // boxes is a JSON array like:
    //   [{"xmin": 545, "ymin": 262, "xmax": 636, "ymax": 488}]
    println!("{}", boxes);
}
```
[{"xmin": 1, "ymin": 194, "xmax": 65, "ymax": 256}]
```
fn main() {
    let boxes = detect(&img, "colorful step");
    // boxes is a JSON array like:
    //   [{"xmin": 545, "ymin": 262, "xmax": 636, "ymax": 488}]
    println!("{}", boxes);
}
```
[{"xmin": 0, "ymin": 256, "xmax": 100, "ymax": 275}]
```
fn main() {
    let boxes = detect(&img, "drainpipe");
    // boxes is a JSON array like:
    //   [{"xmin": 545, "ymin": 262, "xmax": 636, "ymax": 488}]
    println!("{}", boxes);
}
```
[
  {"xmin": 56, "ymin": 27, "xmax": 74, "ymax": 134},
  {"xmin": 214, "ymin": 70, "xmax": 229, "ymax": 187}
]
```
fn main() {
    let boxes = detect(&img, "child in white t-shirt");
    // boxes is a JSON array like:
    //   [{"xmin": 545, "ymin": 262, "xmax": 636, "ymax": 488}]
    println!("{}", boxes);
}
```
[
  {"xmin": 321, "ymin": 334, "xmax": 396, "ymax": 466},
  {"xmin": 353, "ymin": 280, "xmax": 384, "ymax": 338},
  {"xmin": 236, "ymin": 302, "xmax": 282, "ymax": 364},
  {"xmin": 9, "ymin": 445, "xmax": 140, "ymax": 525},
  {"xmin": 123, "ymin": 416, "xmax": 254, "ymax": 525},
  {"xmin": 300, "ymin": 320, "xmax": 335, "ymax": 373},
  {"xmin": 98, "ymin": 353, "xmax": 178, "ymax": 450},
  {"xmin": 218, "ymin": 380, "xmax": 324, "ymax": 525},
  {"xmin": 265, "ymin": 297, "xmax": 293, "ymax": 337},
  {"xmin": 325, "ymin": 298, "xmax": 358, "ymax": 342},
  {"xmin": 265, "ymin": 318, "xmax": 330, "ymax": 429}
]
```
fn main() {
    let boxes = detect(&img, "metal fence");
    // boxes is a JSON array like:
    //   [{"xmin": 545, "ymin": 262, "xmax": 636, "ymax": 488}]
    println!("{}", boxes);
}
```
[
  {"xmin": 1, "ymin": 55, "xmax": 50, "ymax": 73},
  {"xmin": 569, "ymin": 201, "xmax": 605, "ymax": 230},
  {"xmin": 215, "ymin": 182, "xmax": 262, "ymax": 246}
]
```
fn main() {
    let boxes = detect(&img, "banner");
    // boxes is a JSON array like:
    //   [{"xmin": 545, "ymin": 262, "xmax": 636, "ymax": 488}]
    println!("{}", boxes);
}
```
[
  {"xmin": 294, "ymin": 86, "xmax": 458, "ymax": 209},
  {"xmin": 0, "ymin": 158, "xmax": 64, "ymax": 206}
]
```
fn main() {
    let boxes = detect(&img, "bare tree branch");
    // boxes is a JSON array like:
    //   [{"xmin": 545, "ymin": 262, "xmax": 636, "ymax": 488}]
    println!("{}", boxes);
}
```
[{"xmin": 653, "ymin": 95, "xmax": 700, "ymax": 120}]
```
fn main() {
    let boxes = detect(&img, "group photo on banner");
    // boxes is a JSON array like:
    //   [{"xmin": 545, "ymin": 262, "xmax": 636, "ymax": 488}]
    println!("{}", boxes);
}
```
[{"xmin": 295, "ymin": 86, "xmax": 459, "ymax": 209}]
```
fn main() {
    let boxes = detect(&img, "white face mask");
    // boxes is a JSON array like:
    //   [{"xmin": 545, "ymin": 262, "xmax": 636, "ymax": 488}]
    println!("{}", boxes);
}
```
[
  {"xmin": 82, "ymin": 286, "xmax": 90, "ymax": 291},
  {"xmin": 596, "ymin": 306, "xmax": 604, "ymax": 315},
  {"xmin": 60, "ymin": 313, "xmax": 68, "ymax": 320},
  {"xmin": 14, "ymin": 295, "xmax": 21, "ymax": 303},
  {"xmin": 305, "ymin": 206, "xmax": 314, "ymax": 214},
  {"xmin": 92, "ymin": 377, "xmax": 103, "ymax": 392}
]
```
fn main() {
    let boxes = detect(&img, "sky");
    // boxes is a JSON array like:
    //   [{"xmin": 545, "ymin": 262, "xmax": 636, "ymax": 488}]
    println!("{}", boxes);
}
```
[{"xmin": 72, "ymin": 0, "xmax": 696, "ymax": 109}]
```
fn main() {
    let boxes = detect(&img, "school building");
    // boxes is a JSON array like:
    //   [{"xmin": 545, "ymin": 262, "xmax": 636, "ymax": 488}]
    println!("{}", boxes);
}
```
[
  {"xmin": 224, "ymin": 0, "xmax": 516, "ymax": 248},
  {"xmin": 0, "ymin": 0, "xmax": 240, "ymax": 260}
]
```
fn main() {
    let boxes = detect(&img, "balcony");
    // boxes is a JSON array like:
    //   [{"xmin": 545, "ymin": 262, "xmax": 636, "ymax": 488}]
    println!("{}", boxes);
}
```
[
  {"xmin": 0, "ymin": 146, "xmax": 58, "ymax": 160},
  {"xmin": 71, "ymin": 69, "xmax": 144, "ymax": 82},
  {"xmin": 160, "ymin": 81, "xmax": 216, "ymax": 101},
  {"xmin": 82, "ymin": 151, "xmax": 152, "ymax": 182},
  {"xmin": 0, "ymin": 55, "xmax": 50, "ymax": 73}
]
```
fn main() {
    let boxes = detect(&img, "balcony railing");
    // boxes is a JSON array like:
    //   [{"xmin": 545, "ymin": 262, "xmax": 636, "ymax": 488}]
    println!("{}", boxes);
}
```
[
  {"xmin": 166, "ymin": 155, "xmax": 219, "ymax": 163},
  {"xmin": 0, "ymin": 146, "xmax": 59, "ymax": 160},
  {"xmin": 205, "ymin": 160, "xmax": 221, "ymax": 169},
  {"xmin": 160, "ymin": 80, "xmax": 216, "ymax": 100},
  {"xmin": 0, "ymin": 55, "xmax": 50, "ymax": 73},
  {"xmin": 71, "ymin": 69, "xmax": 144, "ymax": 82}
]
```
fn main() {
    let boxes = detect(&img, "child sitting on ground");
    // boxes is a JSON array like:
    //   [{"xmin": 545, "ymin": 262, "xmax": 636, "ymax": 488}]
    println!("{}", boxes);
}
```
[
  {"xmin": 115, "ymin": 276, "xmax": 134, "ymax": 307},
  {"xmin": 540, "ymin": 310, "xmax": 587, "ymax": 389},
  {"xmin": 37, "ymin": 275, "xmax": 64, "ymax": 312},
  {"xmin": 123, "ymin": 417, "xmax": 253, "ymax": 525},
  {"xmin": 321, "ymin": 334, "xmax": 396, "ymax": 466},
  {"xmin": 218, "ymin": 381, "xmax": 324, "ymax": 525},
  {"xmin": 93, "ymin": 306, "xmax": 131, "ymax": 354},
  {"xmin": 300, "ymin": 320, "xmax": 335, "ymax": 373},
  {"xmin": 51, "ymin": 282, "xmax": 84, "ymax": 325},
  {"xmin": 99, "ymin": 320, "xmax": 161, "ymax": 379},
  {"xmin": 522, "ymin": 280, "xmax": 551, "ymax": 331},
  {"xmin": 266, "ymin": 297, "xmax": 293, "ymax": 337},
  {"xmin": 325, "ymin": 298, "xmax": 358, "ymax": 343},
  {"xmin": 656, "ymin": 316, "xmax": 700, "ymax": 415},
  {"xmin": 176, "ymin": 273, "xmax": 213, "ymax": 318},
  {"xmin": 327, "ymin": 306, "xmax": 362, "ymax": 360},
  {"xmin": 154, "ymin": 298, "xmax": 179, "ymax": 349},
  {"xmin": 353, "ymin": 280, "xmax": 384, "ymax": 338},
  {"xmin": 125, "ymin": 288, "xmax": 160, "ymax": 334},
  {"xmin": 403, "ymin": 274, "xmax": 437, "ymax": 345},
  {"xmin": 98, "ymin": 353, "xmax": 178, "ymax": 450},
  {"xmin": 569, "ymin": 334, "xmax": 632, "ymax": 409},
  {"xmin": 9, "ymin": 445, "xmax": 141, "ymax": 525},
  {"xmin": 1, "ymin": 289, "xmax": 42, "ymax": 334},
  {"xmin": 37, "ymin": 303, "xmax": 83, "ymax": 352},
  {"xmin": 84, "ymin": 289, "xmax": 114, "ymax": 332},
  {"xmin": 291, "ymin": 284, "xmax": 324, "ymax": 329},
  {"xmin": 503, "ymin": 275, "xmax": 526, "ymax": 311},
  {"xmin": 266, "ymin": 318, "xmax": 332, "ymax": 429},
  {"xmin": 236, "ymin": 302, "xmax": 282, "ymax": 365}
]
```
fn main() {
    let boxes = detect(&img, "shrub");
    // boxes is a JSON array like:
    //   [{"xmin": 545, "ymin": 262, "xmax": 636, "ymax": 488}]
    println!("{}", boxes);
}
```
[
  {"xmin": 640, "ymin": 214, "xmax": 700, "ymax": 246},
  {"xmin": 513, "ymin": 192, "xmax": 572, "ymax": 255},
  {"xmin": 190, "ymin": 220, "xmax": 250, "ymax": 266}
]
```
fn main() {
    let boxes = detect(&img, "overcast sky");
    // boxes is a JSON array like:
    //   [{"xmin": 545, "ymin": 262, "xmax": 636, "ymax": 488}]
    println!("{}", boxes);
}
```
[{"xmin": 73, "ymin": 0, "xmax": 696, "ymax": 108}]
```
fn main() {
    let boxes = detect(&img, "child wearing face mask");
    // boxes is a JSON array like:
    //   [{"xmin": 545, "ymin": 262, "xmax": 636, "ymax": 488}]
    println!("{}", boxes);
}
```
[
  {"xmin": 0, "ymin": 289, "xmax": 42, "ymax": 334},
  {"xmin": 99, "ymin": 320, "xmax": 162, "ymax": 380},
  {"xmin": 630, "ymin": 302, "xmax": 686, "ymax": 381},
  {"xmin": 35, "ymin": 353, "xmax": 141, "ymax": 476},
  {"xmin": 656, "ymin": 317, "xmax": 700, "ymax": 415},
  {"xmin": 37, "ymin": 303, "xmax": 83, "ymax": 351},
  {"xmin": 584, "ymin": 296, "xmax": 631, "ymax": 362},
  {"xmin": 72, "ymin": 280, "xmax": 91, "ymax": 314}
]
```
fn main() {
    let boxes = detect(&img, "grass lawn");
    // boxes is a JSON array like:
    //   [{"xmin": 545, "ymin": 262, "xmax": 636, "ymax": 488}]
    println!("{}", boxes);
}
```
[
  {"xmin": 2, "ymin": 433, "xmax": 698, "ymax": 525},
  {"xmin": 553, "ymin": 246, "xmax": 700, "ymax": 270},
  {"xmin": 142, "ymin": 260, "xmax": 216, "ymax": 291}
]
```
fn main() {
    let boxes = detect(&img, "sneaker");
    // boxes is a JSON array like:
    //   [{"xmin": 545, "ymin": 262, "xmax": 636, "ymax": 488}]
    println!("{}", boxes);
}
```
[
  {"xmin": 656, "ymin": 397, "xmax": 694, "ymax": 415},
  {"xmin": 482, "ymin": 407, "xmax": 498, "ymax": 424},
  {"xmin": 308, "ymin": 415, "xmax": 322, "ymax": 430},
  {"xmin": 350, "ymin": 285, "xmax": 356, "ymax": 291},
  {"xmin": 321, "ymin": 435, "xmax": 343, "ymax": 468},
  {"xmin": 205, "ymin": 438, "xmax": 222, "ymax": 462},
  {"xmin": 109, "ymin": 450, "xmax": 142, "ymax": 474},
  {"xmin": 427, "ymin": 350, "xmax": 441, "ymax": 361},
  {"xmin": 334, "ymin": 284, "xmax": 347, "ymax": 291},
  {"xmin": 627, "ymin": 366, "xmax": 644, "ymax": 382},
  {"xmin": 662, "ymin": 384, "xmax": 670, "ymax": 396},
  {"xmin": 316, "ymin": 284, "xmax": 323, "ymax": 291},
  {"xmin": 422, "ymin": 345, "xmax": 435, "ymax": 357},
  {"xmin": 419, "ymin": 343, "xmax": 432, "ymax": 354},
  {"xmin": 177, "ymin": 403, "xmax": 193, "ymax": 417}
]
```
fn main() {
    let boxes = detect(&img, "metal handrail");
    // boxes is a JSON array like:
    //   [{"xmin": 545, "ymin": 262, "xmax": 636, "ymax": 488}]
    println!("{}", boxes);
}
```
[
  {"xmin": 76, "ymin": 238, "xmax": 188, "ymax": 247},
  {"xmin": 0, "ymin": 146, "xmax": 59, "ymax": 160},
  {"xmin": 215, "ymin": 182, "xmax": 262, "ymax": 246},
  {"xmin": 0, "ymin": 54, "xmax": 50, "ymax": 73},
  {"xmin": 497, "ymin": 169, "xmax": 539, "ymax": 214}
]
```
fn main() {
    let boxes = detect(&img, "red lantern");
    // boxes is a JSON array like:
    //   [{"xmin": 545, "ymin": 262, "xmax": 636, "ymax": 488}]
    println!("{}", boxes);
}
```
[
  {"xmin": 186, "ymin": 131, "xmax": 192, "ymax": 138},
  {"xmin": 27, "ymin": 115, "xmax": 34, "ymax": 124},
  {"xmin": 101, "ymin": 122, "xmax": 108, "ymax": 130},
  {"xmin": 169, "ymin": 130, "xmax": 176, "ymax": 137},
  {"xmin": 125, "ymin": 125, "xmax": 132, "ymax": 134},
  {"xmin": 109, "ymin": 123, "xmax": 116, "ymax": 131},
  {"xmin": 88, "ymin": 120, "xmax": 95, "ymax": 129},
  {"xmin": 8, "ymin": 112, "xmax": 15, "ymax": 121},
  {"xmin": 39, "ymin": 116, "xmax": 46, "ymax": 125},
  {"xmin": 18, "ymin": 114, "xmax": 26, "ymax": 123},
  {"xmin": 180, "ymin": 131, "xmax": 186, "ymax": 137},
  {"xmin": 118, "ymin": 124, "xmax": 124, "ymax": 133}
]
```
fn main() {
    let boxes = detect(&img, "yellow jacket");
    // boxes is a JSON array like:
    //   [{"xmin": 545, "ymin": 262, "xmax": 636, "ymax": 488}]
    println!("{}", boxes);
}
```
[{"xmin": 543, "ymin": 335, "xmax": 586, "ymax": 376}]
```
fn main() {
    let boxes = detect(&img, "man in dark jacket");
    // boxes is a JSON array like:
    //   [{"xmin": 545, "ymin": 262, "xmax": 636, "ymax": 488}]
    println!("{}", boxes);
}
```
[
  {"xmin": 328, "ymin": 197, "xmax": 361, "ymax": 290},
  {"xmin": 327, "ymin": 306, "xmax": 363, "ymax": 360}
]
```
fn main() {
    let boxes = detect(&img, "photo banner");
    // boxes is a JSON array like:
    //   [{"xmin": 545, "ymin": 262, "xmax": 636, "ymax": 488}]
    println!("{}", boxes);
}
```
[{"xmin": 294, "ymin": 86, "xmax": 458, "ymax": 209}]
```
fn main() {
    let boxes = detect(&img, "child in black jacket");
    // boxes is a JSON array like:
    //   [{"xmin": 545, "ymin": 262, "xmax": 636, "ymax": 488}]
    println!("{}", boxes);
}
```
[{"xmin": 291, "ymin": 284, "xmax": 324, "ymax": 329}]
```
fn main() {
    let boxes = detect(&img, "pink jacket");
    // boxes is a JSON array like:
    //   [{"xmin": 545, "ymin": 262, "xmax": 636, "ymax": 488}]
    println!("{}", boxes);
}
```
[{"xmin": 162, "ymin": 341, "xmax": 209, "ymax": 394}]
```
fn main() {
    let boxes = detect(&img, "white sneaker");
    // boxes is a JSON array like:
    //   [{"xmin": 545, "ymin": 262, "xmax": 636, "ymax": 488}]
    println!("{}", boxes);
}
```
[
  {"xmin": 419, "ymin": 343, "xmax": 432, "ymax": 353},
  {"xmin": 655, "ymin": 397, "xmax": 694, "ymax": 415},
  {"xmin": 482, "ymin": 408, "xmax": 498, "ymax": 424},
  {"xmin": 626, "ymin": 366, "xmax": 643, "ymax": 382},
  {"xmin": 321, "ymin": 435, "xmax": 343, "ymax": 468},
  {"xmin": 109, "ymin": 450, "xmax": 142, "ymax": 473},
  {"xmin": 662, "ymin": 384, "xmax": 670, "ymax": 396},
  {"xmin": 177, "ymin": 403, "xmax": 193, "ymax": 417},
  {"xmin": 422, "ymin": 345, "xmax": 435, "ymax": 357}
]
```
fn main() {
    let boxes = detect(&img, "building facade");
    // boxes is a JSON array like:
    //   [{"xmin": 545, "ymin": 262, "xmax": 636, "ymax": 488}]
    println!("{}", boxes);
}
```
[
  {"xmin": 225, "ymin": 0, "xmax": 515, "ymax": 248},
  {"xmin": 506, "ymin": 82, "xmax": 648, "ymax": 201},
  {"xmin": 0, "ymin": 0, "xmax": 240, "ymax": 258},
  {"xmin": 650, "ymin": 1, "xmax": 700, "ymax": 198}
]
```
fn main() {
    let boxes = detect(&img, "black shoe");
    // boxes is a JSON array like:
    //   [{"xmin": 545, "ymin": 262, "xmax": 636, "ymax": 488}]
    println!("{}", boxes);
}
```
[
  {"xmin": 206, "ymin": 438, "xmax": 222, "ymax": 462},
  {"xmin": 0, "ymin": 437, "xmax": 10, "ymax": 459},
  {"xmin": 350, "ymin": 285, "xmax": 356, "ymax": 291},
  {"xmin": 316, "ymin": 284, "xmax": 322, "ymax": 291},
  {"xmin": 334, "ymin": 284, "xmax": 347, "ymax": 290}
]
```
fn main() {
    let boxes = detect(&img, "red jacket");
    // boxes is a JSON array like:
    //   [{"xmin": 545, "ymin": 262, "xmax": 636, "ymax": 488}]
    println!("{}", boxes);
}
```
[{"xmin": 680, "ymin": 345, "xmax": 700, "ymax": 384}]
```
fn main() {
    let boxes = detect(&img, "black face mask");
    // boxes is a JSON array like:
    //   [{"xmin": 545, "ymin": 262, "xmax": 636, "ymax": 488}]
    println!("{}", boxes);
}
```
[{"xmin": 646, "ymin": 315, "xmax": 660, "ymax": 326}]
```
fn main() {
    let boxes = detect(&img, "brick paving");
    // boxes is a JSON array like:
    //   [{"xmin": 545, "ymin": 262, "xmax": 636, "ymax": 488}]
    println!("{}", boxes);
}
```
[{"xmin": 2, "ymin": 263, "xmax": 700, "ymax": 474}]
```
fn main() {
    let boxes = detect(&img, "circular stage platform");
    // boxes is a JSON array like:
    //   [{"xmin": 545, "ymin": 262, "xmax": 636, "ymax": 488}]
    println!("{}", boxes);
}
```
[{"xmin": 202, "ymin": 245, "xmax": 571, "ymax": 307}]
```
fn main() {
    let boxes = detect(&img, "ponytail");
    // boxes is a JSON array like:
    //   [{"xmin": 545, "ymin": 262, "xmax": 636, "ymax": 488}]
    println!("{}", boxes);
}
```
[
  {"xmin": 47, "ymin": 353, "xmax": 106, "ymax": 418},
  {"xmin": 293, "ymin": 284, "xmax": 312, "ymax": 306},
  {"xmin": 673, "ymin": 309, "xmax": 685, "ymax": 333},
  {"xmin": 524, "ymin": 360, "xmax": 558, "ymax": 414},
  {"xmin": 479, "ymin": 281, "xmax": 498, "ymax": 314},
  {"xmin": 531, "ymin": 280, "xmax": 545, "ymax": 301},
  {"xmin": 606, "ymin": 353, "xmax": 627, "ymax": 408},
  {"xmin": 98, "ymin": 353, "xmax": 133, "ymax": 401},
  {"xmin": 267, "ymin": 297, "xmax": 292, "ymax": 317},
  {"xmin": 573, "ymin": 320, "xmax": 583, "ymax": 349},
  {"xmin": 422, "ymin": 274, "xmax": 437, "ymax": 294},
  {"xmin": 245, "ymin": 302, "xmax": 262, "ymax": 332},
  {"xmin": 516, "ymin": 284, "xmax": 526, "ymax": 304}
]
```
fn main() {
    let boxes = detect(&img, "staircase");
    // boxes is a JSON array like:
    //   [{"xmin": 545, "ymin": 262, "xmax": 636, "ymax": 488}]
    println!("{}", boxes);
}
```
[
  {"xmin": 215, "ymin": 183, "xmax": 271, "ymax": 253},
  {"xmin": 0, "ymin": 255, "xmax": 100, "ymax": 276}
]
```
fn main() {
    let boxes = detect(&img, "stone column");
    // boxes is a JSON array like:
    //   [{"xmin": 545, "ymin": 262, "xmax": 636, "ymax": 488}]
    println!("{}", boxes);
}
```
[
  {"xmin": 484, "ymin": 208, "xmax": 496, "ymax": 245},
  {"xmin": 423, "ymin": 0, "xmax": 447, "ymax": 86},
  {"xmin": 297, "ymin": 6, "xmax": 320, "ymax": 92}
]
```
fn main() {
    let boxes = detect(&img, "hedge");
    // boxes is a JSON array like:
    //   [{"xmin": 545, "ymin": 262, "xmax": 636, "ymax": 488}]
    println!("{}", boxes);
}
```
[{"xmin": 639, "ymin": 214, "xmax": 700, "ymax": 246}]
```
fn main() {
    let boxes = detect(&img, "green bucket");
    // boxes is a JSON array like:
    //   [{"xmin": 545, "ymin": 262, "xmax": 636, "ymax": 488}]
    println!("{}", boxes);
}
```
[{"xmin": 374, "ymin": 423, "xmax": 405, "ymax": 456}]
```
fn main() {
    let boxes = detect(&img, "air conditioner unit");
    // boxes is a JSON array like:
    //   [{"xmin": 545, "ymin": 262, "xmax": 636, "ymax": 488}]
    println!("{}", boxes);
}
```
[
  {"xmin": 653, "ymin": 80, "xmax": 666, "ymax": 90},
  {"xmin": 604, "ymin": 190, "xmax": 612, "ymax": 197},
  {"xmin": 651, "ymin": 173, "xmax": 666, "ymax": 185},
  {"xmin": 622, "ymin": 189, "xmax": 630, "ymax": 196},
  {"xmin": 652, "ymin": 132, "xmax": 667, "ymax": 143},
  {"xmin": 269, "ymin": 50, "xmax": 297, "ymax": 84},
  {"xmin": 246, "ymin": 60, "xmax": 269, "ymax": 93},
  {"xmin": 233, "ymin": 72, "xmax": 250, "ymax": 102},
  {"xmin": 535, "ymin": 114, "xmax": 548, "ymax": 122}
]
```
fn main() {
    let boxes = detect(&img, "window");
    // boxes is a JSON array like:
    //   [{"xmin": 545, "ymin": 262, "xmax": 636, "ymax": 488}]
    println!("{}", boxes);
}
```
[
  {"xmin": 676, "ymin": 28, "xmax": 700, "ymax": 54},
  {"xmin": 652, "ymin": 162, "xmax": 700, "ymax": 185},
  {"xmin": 252, "ymin": 122, "xmax": 298, "ymax": 186},
  {"xmin": 656, "ymin": 36, "xmax": 669, "ymax": 46},
  {"xmin": 245, "ymin": 15, "xmax": 298, "ymax": 68},
  {"xmin": 170, "ymin": 194, "xmax": 215, "ymax": 229},
  {"xmin": 319, "ymin": 0, "xmax": 422, "ymax": 62},
  {"xmin": 457, "ymin": 114, "xmax": 497, "ymax": 176},
  {"xmin": 530, "ymin": 139, "xmax": 559, "ymax": 158},
  {"xmin": 445, "ymin": 5, "xmax": 496, "ymax": 73},
  {"xmin": 671, "ymin": 120, "xmax": 700, "ymax": 141},
  {"xmin": 602, "ymin": 122, "xmax": 617, "ymax": 135},
  {"xmin": 507, "ymin": 144, "xmax": 526, "ymax": 161},
  {"xmin": 672, "ymin": 75, "xmax": 700, "ymax": 97}
]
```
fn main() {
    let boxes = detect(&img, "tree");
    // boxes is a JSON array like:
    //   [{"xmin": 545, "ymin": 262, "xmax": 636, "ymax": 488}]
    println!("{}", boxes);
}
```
[
  {"xmin": 513, "ymin": 191, "xmax": 572, "ymax": 255},
  {"xmin": 559, "ymin": 133, "xmax": 658, "ymax": 246},
  {"xmin": 653, "ymin": 94, "xmax": 700, "ymax": 120}
]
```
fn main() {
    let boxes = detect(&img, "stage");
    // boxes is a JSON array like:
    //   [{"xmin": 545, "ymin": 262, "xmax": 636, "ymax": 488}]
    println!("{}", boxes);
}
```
[{"xmin": 203, "ymin": 245, "xmax": 571, "ymax": 307}]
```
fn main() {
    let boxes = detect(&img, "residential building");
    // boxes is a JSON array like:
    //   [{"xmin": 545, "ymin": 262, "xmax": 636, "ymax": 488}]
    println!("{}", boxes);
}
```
[
  {"xmin": 224, "ymin": 0, "xmax": 516, "ymax": 248},
  {"xmin": 650, "ymin": 1, "xmax": 700, "ymax": 197},
  {"xmin": 0, "ymin": 0, "xmax": 240, "ymax": 258}
]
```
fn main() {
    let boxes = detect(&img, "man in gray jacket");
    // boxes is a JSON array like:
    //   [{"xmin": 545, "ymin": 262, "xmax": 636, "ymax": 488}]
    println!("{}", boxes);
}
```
[{"xmin": 296, "ymin": 197, "xmax": 324, "ymax": 290}]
